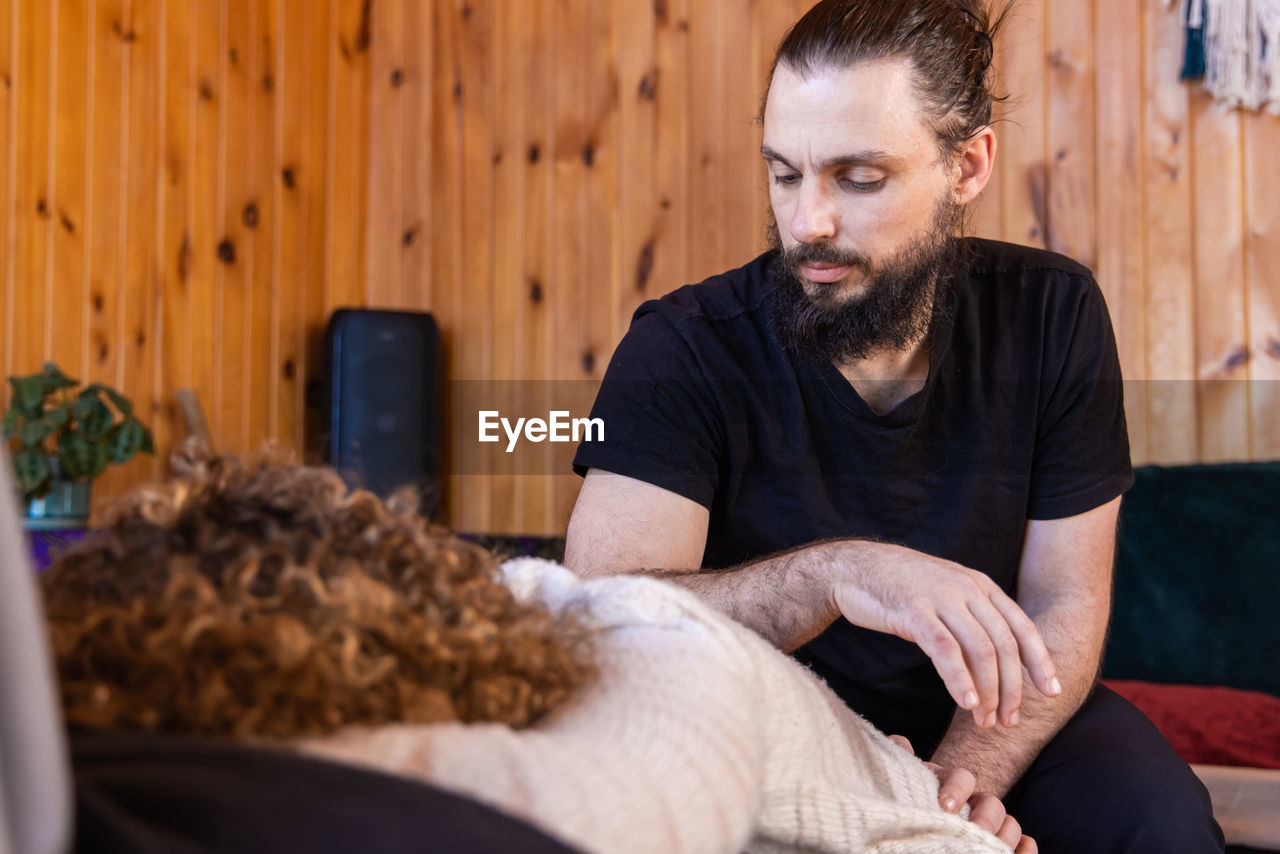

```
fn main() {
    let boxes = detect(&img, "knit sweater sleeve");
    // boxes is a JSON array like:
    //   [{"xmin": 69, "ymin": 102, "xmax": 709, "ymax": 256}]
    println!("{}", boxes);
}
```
[
  {"xmin": 294, "ymin": 559, "xmax": 768, "ymax": 854},
  {"xmin": 294, "ymin": 560, "xmax": 1009, "ymax": 854}
]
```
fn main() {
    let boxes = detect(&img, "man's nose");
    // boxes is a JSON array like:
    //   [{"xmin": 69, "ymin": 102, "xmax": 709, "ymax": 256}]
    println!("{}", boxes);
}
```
[{"xmin": 789, "ymin": 181, "xmax": 838, "ymax": 244}]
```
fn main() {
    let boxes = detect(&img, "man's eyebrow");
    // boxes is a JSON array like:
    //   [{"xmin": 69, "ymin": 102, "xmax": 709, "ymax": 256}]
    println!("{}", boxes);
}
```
[{"xmin": 760, "ymin": 145, "xmax": 904, "ymax": 171}]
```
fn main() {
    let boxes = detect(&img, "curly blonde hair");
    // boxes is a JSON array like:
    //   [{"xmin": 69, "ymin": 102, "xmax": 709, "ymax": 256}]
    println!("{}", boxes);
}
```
[{"xmin": 42, "ymin": 446, "xmax": 596, "ymax": 739}]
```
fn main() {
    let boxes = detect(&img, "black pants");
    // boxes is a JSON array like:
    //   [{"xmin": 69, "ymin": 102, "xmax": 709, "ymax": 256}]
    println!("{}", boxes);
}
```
[{"xmin": 1002, "ymin": 684, "xmax": 1225, "ymax": 854}]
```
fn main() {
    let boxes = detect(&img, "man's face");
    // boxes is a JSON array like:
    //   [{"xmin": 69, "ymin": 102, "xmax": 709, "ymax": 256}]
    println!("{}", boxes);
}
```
[{"xmin": 762, "ymin": 57, "xmax": 962, "ymax": 361}]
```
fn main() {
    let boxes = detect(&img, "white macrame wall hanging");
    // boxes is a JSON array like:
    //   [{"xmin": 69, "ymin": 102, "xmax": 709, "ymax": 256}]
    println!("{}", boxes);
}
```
[{"xmin": 1170, "ymin": 0, "xmax": 1280, "ymax": 113}]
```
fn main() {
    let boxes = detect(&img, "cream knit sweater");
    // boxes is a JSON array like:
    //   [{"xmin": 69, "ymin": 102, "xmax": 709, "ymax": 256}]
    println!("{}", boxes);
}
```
[{"xmin": 297, "ymin": 559, "xmax": 1010, "ymax": 854}]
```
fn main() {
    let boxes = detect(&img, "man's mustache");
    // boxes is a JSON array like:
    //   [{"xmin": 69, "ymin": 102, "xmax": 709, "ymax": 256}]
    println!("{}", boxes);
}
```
[{"xmin": 781, "ymin": 241, "xmax": 872, "ymax": 273}]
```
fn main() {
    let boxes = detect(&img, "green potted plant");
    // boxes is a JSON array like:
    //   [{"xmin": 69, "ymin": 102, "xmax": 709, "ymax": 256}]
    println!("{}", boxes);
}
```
[{"xmin": 3, "ymin": 361, "xmax": 154, "ymax": 530}]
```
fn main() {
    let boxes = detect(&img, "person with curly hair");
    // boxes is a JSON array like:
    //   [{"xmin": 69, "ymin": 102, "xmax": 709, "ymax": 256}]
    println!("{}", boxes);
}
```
[{"xmin": 45, "ymin": 447, "xmax": 1026, "ymax": 853}]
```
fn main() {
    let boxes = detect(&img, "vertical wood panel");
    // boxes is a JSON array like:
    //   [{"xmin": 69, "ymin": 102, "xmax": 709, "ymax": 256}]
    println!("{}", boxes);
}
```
[
  {"xmin": 1244, "ymin": 116, "xmax": 1280, "ymax": 457},
  {"xmin": 189, "ymin": 0, "xmax": 221, "ymax": 450},
  {"xmin": 487, "ymin": 0, "xmax": 524, "ymax": 532},
  {"xmin": 52, "ymin": 0, "xmax": 90, "ymax": 385},
  {"xmin": 1094, "ymin": 0, "xmax": 1148, "ymax": 464},
  {"xmin": 1191, "ymin": 95, "xmax": 1249, "ymax": 461},
  {"xmin": 1046, "ymin": 0, "xmax": 1096, "ymax": 270},
  {"xmin": 276, "ymin": 0, "xmax": 308, "ymax": 452},
  {"xmin": 399, "ymin": 0, "xmax": 432, "ymax": 312},
  {"xmin": 299, "ymin": 0, "xmax": 331, "ymax": 459},
  {"xmin": 1143, "ymin": 0, "xmax": 1197, "ymax": 463},
  {"xmin": 121, "ymin": 0, "xmax": 162, "ymax": 480},
  {"xmin": 85, "ymin": 0, "xmax": 126, "ymax": 403},
  {"xmin": 998, "ymin": 0, "xmax": 1047, "ymax": 250},
  {"xmin": 651, "ymin": 0, "xmax": 691, "ymax": 313},
  {"xmin": 246, "ymin": 0, "xmax": 278, "ymax": 450},
  {"xmin": 1, "ymin": 0, "xmax": 12, "ymax": 379},
  {"xmin": 12, "ymin": 0, "xmax": 52, "ymax": 377},
  {"xmin": 364, "ymin": 0, "xmax": 402, "ymax": 308},
  {"xmin": 519, "ymin": 0, "xmax": 554, "ymax": 533},
  {"xmin": 687, "ymin": 1, "xmax": 723, "ymax": 282},
  {"xmin": 327, "ymin": 0, "xmax": 368, "ymax": 312},
  {"xmin": 158, "ymin": 0, "xmax": 194, "ymax": 469},
  {"xmin": 215, "ymin": 0, "xmax": 250, "ymax": 451}
]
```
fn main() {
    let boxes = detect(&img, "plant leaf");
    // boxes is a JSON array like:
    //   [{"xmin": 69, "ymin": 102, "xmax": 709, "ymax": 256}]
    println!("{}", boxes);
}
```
[
  {"xmin": 17, "ymin": 416, "xmax": 53, "ymax": 448},
  {"xmin": 58, "ymin": 431, "xmax": 95, "ymax": 479},
  {"xmin": 139, "ymin": 424, "xmax": 156, "ymax": 454},
  {"xmin": 46, "ymin": 406, "xmax": 69, "ymax": 428},
  {"xmin": 11, "ymin": 376, "xmax": 45, "ymax": 416},
  {"xmin": 1, "ymin": 408, "xmax": 17, "ymax": 440},
  {"xmin": 12, "ymin": 447, "xmax": 50, "ymax": 497},
  {"xmin": 86, "ymin": 383, "xmax": 133, "ymax": 417},
  {"xmin": 40, "ymin": 362, "xmax": 78, "ymax": 393},
  {"xmin": 78, "ymin": 398, "xmax": 114, "ymax": 439},
  {"xmin": 88, "ymin": 441, "xmax": 109, "ymax": 478},
  {"xmin": 107, "ymin": 418, "xmax": 144, "ymax": 463}
]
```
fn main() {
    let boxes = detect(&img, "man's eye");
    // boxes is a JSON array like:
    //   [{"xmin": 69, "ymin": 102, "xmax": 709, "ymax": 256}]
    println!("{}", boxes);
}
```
[
  {"xmin": 841, "ymin": 178, "xmax": 885, "ymax": 192},
  {"xmin": 772, "ymin": 174, "xmax": 800, "ymax": 186}
]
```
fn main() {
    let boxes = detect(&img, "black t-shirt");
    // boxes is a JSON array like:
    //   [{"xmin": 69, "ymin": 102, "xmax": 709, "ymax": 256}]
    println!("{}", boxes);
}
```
[{"xmin": 573, "ymin": 238, "xmax": 1132, "ymax": 750}]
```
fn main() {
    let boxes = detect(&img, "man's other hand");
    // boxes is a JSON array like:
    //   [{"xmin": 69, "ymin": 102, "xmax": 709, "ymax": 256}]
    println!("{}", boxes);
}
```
[{"xmin": 830, "ymin": 542, "xmax": 1061, "ymax": 729}]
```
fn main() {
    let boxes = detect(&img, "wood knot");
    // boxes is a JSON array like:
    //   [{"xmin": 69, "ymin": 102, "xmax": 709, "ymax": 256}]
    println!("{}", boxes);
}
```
[
  {"xmin": 1265, "ymin": 338, "xmax": 1280, "ymax": 361},
  {"xmin": 282, "ymin": 166, "xmax": 296, "ymax": 189},
  {"xmin": 402, "ymin": 227, "xmax": 417, "ymax": 247},
  {"xmin": 177, "ymin": 234, "xmax": 193, "ymax": 282},
  {"xmin": 112, "ymin": 21, "xmax": 137, "ymax": 43},
  {"xmin": 635, "ymin": 240, "xmax": 655, "ymax": 292},
  {"xmin": 242, "ymin": 202, "xmax": 259, "ymax": 229},
  {"xmin": 529, "ymin": 279, "xmax": 544, "ymax": 304},
  {"xmin": 92, "ymin": 293, "xmax": 105, "ymax": 312},
  {"xmin": 199, "ymin": 79, "xmax": 215, "ymax": 102},
  {"xmin": 261, "ymin": 73, "xmax": 274, "ymax": 93},
  {"xmin": 1224, "ymin": 346, "xmax": 1250, "ymax": 371},
  {"xmin": 581, "ymin": 145, "xmax": 596, "ymax": 167},
  {"xmin": 282, "ymin": 359, "xmax": 296, "ymax": 380},
  {"xmin": 581, "ymin": 351, "xmax": 596, "ymax": 374},
  {"xmin": 217, "ymin": 239, "xmax": 236, "ymax": 265},
  {"xmin": 229, "ymin": 47, "xmax": 239, "ymax": 66},
  {"xmin": 390, "ymin": 68, "xmax": 403, "ymax": 88},
  {"xmin": 653, "ymin": 0, "xmax": 668, "ymax": 24},
  {"xmin": 35, "ymin": 198, "xmax": 49, "ymax": 218},
  {"xmin": 60, "ymin": 211, "xmax": 75, "ymax": 234},
  {"xmin": 528, "ymin": 143, "xmax": 541, "ymax": 164},
  {"xmin": 638, "ymin": 68, "xmax": 659, "ymax": 102}
]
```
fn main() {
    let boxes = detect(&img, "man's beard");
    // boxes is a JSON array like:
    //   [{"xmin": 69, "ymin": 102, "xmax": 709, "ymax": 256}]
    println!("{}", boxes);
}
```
[{"xmin": 767, "ymin": 198, "xmax": 962, "ymax": 365}]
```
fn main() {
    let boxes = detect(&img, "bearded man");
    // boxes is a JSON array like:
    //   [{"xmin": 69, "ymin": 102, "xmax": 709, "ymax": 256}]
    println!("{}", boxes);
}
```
[{"xmin": 565, "ymin": 1, "xmax": 1224, "ymax": 851}]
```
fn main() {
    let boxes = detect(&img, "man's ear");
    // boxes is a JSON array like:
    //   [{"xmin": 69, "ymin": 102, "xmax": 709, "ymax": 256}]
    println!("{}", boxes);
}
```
[{"xmin": 953, "ymin": 126, "xmax": 996, "ymax": 205}]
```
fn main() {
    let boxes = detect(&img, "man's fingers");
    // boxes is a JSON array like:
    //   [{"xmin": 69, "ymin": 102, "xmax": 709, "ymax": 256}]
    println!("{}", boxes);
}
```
[
  {"xmin": 939, "ymin": 609, "xmax": 1001, "ymax": 727},
  {"xmin": 888, "ymin": 734, "xmax": 914, "ymax": 755},
  {"xmin": 1015, "ymin": 834, "xmax": 1038, "ymax": 854},
  {"xmin": 966, "ymin": 792, "xmax": 1007, "ymax": 836},
  {"xmin": 913, "ymin": 615, "xmax": 980, "ymax": 713},
  {"xmin": 988, "ymin": 591, "xmax": 1060, "ymax": 698},
  {"xmin": 968, "ymin": 598, "xmax": 1024, "ymax": 726},
  {"xmin": 935, "ymin": 766, "xmax": 977, "ymax": 814}
]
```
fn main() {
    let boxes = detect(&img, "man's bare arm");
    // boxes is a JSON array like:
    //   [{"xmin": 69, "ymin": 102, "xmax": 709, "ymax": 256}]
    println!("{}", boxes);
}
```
[
  {"xmin": 928, "ymin": 497, "xmax": 1121, "ymax": 799},
  {"xmin": 566, "ymin": 469, "xmax": 1062, "ymax": 727}
]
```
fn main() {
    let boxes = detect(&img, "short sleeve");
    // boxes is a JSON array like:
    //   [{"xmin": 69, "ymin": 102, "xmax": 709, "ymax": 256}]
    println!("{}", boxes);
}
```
[
  {"xmin": 1026, "ymin": 274, "xmax": 1134, "ymax": 520},
  {"xmin": 572, "ymin": 308, "xmax": 724, "ymax": 508}
]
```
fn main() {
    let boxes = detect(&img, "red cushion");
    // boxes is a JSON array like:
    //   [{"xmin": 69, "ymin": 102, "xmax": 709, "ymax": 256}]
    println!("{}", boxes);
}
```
[{"xmin": 1103, "ymin": 679, "xmax": 1280, "ymax": 769}]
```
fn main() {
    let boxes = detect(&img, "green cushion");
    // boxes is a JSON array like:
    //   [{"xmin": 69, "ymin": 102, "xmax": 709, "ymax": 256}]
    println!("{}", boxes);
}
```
[{"xmin": 1102, "ymin": 462, "xmax": 1280, "ymax": 699}]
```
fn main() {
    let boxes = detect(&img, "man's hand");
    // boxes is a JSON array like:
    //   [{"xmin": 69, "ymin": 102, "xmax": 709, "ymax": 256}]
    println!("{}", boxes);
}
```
[
  {"xmin": 830, "ymin": 542, "xmax": 1061, "ymax": 729},
  {"xmin": 889, "ymin": 735, "xmax": 1037, "ymax": 853}
]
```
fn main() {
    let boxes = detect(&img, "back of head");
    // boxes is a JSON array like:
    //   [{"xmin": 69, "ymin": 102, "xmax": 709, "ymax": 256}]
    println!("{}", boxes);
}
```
[
  {"xmin": 772, "ymin": 0, "xmax": 1008, "ymax": 155},
  {"xmin": 42, "ymin": 446, "xmax": 595, "ymax": 741}
]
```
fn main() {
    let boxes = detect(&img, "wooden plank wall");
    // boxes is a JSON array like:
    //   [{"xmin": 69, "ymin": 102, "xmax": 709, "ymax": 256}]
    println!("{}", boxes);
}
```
[{"xmin": 2, "ymin": 0, "xmax": 1279, "ymax": 536}]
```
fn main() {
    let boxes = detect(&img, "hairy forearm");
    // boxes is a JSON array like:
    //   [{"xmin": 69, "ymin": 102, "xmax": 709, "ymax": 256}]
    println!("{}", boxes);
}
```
[
  {"xmin": 929, "ymin": 600, "xmax": 1105, "ymax": 798},
  {"xmin": 633, "ymin": 541, "xmax": 854, "ymax": 651}
]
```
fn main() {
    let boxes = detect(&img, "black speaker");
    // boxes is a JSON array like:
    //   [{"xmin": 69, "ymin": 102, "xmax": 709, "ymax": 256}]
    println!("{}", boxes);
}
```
[{"xmin": 324, "ymin": 309, "xmax": 442, "ymax": 517}]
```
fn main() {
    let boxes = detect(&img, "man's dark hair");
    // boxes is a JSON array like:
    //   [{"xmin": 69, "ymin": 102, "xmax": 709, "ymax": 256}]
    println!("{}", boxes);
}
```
[{"xmin": 768, "ymin": 0, "xmax": 1011, "ymax": 156}]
